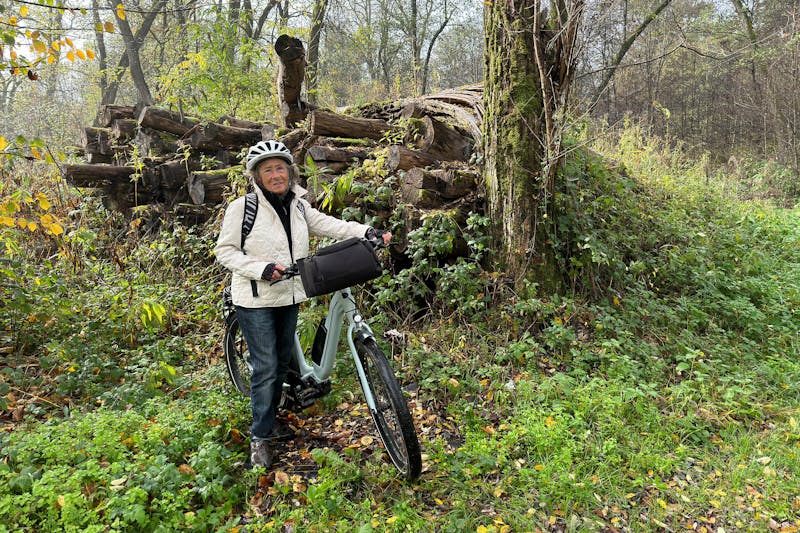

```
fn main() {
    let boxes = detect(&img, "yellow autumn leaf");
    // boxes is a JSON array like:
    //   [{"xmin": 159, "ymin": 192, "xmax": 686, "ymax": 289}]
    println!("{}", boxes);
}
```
[
  {"xmin": 104, "ymin": 21, "xmax": 115, "ymax": 33},
  {"xmin": 0, "ymin": 216, "xmax": 14, "ymax": 227},
  {"xmin": 31, "ymin": 147, "xmax": 42, "ymax": 159},
  {"xmin": 477, "ymin": 526, "xmax": 489, "ymax": 533},
  {"xmin": 20, "ymin": 5, "xmax": 29, "ymax": 17},
  {"xmin": 116, "ymin": 4, "xmax": 126, "ymax": 20},
  {"xmin": 65, "ymin": 37, "xmax": 74, "ymax": 48},
  {"xmin": 95, "ymin": 22, "xmax": 104, "ymax": 32},
  {"xmin": 47, "ymin": 55, "xmax": 56, "ymax": 64},
  {"xmin": 40, "ymin": 213, "xmax": 54, "ymax": 225},
  {"xmin": 47, "ymin": 223, "xmax": 64, "ymax": 236},
  {"xmin": 0, "ymin": 136, "xmax": 7, "ymax": 151},
  {"xmin": 76, "ymin": 49, "xmax": 86, "ymax": 60},
  {"xmin": 51, "ymin": 41, "xmax": 60, "ymax": 52},
  {"xmin": 26, "ymin": 221, "xmax": 37, "ymax": 232},
  {"xmin": 36, "ymin": 193, "xmax": 51, "ymax": 211},
  {"xmin": 32, "ymin": 39, "xmax": 47, "ymax": 54},
  {"xmin": 8, "ymin": 17, "xmax": 18, "ymax": 26},
  {"xmin": 386, "ymin": 516, "xmax": 398, "ymax": 525},
  {"xmin": 10, "ymin": 50, "xmax": 17, "ymax": 59},
  {"xmin": 66, "ymin": 51, "xmax": 75, "ymax": 62},
  {"xmin": 86, "ymin": 49, "xmax": 95, "ymax": 59}
]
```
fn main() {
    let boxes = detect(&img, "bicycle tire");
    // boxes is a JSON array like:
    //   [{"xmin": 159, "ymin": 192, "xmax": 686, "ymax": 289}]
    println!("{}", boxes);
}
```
[
  {"xmin": 354, "ymin": 337, "xmax": 422, "ymax": 480},
  {"xmin": 223, "ymin": 314, "xmax": 251, "ymax": 396}
]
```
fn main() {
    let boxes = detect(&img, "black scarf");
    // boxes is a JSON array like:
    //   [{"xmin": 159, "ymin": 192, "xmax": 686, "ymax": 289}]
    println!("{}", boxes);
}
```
[{"xmin": 259, "ymin": 185, "xmax": 296, "ymax": 256}]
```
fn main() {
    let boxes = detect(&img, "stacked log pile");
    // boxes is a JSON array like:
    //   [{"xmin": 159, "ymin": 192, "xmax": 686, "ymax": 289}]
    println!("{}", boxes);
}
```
[{"xmin": 63, "ymin": 84, "xmax": 484, "ymax": 251}]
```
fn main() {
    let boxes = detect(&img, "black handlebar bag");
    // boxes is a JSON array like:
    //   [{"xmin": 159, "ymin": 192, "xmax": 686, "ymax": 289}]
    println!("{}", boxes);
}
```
[{"xmin": 297, "ymin": 237, "xmax": 383, "ymax": 297}]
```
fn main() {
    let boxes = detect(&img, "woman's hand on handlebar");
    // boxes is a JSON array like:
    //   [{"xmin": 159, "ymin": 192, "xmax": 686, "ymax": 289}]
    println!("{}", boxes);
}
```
[
  {"xmin": 366, "ymin": 228, "xmax": 392, "ymax": 247},
  {"xmin": 270, "ymin": 264, "xmax": 287, "ymax": 281}
]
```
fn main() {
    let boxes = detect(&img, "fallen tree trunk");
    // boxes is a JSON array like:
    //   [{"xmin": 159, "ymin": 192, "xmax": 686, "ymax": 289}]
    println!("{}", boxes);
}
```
[
  {"xmin": 413, "ymin": 116, "xmax": 472, "ymax": 161},
  {"xmin": 136, "ymin": 128, "xmax": 179, "ymax": 156},
  {"xmin": 188, "ymin": 168, "xmax": 231, "ymax": 205},
  {"xmin": 217, "ymin": 115, "xmax": 264, "ymax": 130},
  {"xmin": 181, "ymin": 123, "xmax": 263, "ymax": 151},
  {"xmin": 81, "ymin": 127, "xmax": 113, "ymax": 156},
  {"xmin": 99, "ymin": 104, "xmax": 137, "ymax": 128},
  {"xmin": 400, "ymin": 167, "xmax": 478, "ymax": 204},
  {"xmin": 63, "ymin": 164, "xmax": 137, "ymax": 188},
  {"xmin": 309, "ymin": 110, "xmax": 395, "ymax": 140},
  {"xmin": 386, "ymin": 146, "xmax": 440, "ymax": 171},
  {"xmin": 138, "ymin": 106, "xmax": 198, "ymax": 136},
  {"xmin": 111, "ymin": 119, "xmax": 138, "ymax": 142},
  {"xmin": 157, "ymin": 159, "xmax": 204, "ymax": 189}
]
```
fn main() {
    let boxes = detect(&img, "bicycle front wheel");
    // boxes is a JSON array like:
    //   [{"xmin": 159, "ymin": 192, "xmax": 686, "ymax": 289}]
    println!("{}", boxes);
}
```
[
  {"xmin": 355, "ymin": 337, "xmax": 422, "ymax": 480},
  {"xmin": 223, "ymin": 314, "xmax": 251, "ymax": 396}
]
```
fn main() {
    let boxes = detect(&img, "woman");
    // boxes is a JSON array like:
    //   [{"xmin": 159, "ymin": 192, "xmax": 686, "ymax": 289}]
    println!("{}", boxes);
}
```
[{"xmin": 215, "ymin": 140, "xmax": 390, "ymax": 469}]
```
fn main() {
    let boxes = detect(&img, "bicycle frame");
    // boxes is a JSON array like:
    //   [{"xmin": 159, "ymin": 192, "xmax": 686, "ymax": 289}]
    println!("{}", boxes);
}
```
[{"xmin": 291, "ymin": 287, "xmax": 380, "ymax": 412}]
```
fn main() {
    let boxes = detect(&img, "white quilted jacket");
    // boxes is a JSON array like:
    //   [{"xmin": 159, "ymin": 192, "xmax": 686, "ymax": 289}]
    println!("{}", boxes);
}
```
[{"xmin": 215, "ymin": 183, "xmax": 371, "ymax": 307}]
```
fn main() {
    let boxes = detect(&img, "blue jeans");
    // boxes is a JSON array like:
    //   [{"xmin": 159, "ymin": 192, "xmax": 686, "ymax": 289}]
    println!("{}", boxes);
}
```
[{"xmin": 234, "ymin": 304, "xmax": 299, "ymax": 439}]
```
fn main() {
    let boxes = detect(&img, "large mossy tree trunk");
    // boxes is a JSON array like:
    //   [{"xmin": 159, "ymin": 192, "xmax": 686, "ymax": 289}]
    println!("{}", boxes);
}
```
[
  {"xmin": 483, "ymin": 0, "xmax": 583, "ymax": 295},
  {"xmin": 483, "ymin": 0, "xmax": 556, "ymax": 293}
]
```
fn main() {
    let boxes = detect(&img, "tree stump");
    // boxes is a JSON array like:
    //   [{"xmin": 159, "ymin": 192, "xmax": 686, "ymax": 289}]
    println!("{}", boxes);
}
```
[{"xmin": 275, "ymin": 34, "xmax": 312, "ymax": 128}]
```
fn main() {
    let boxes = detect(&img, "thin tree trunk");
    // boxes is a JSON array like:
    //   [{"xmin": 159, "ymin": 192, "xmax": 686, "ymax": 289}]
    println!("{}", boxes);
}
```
[
  {"xmin": 307, "ymin": 0, "xmax": 329, "ymax": 104},
  {"xmin": 590, "ymin": 0, "xmax": 673, "ymax": 106}
]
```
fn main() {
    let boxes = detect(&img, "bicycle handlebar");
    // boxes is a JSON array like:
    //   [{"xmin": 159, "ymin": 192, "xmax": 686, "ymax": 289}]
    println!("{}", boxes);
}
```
[{"xmin": 270, "ymin": 237, "xmax": 388, "ymax": 284}]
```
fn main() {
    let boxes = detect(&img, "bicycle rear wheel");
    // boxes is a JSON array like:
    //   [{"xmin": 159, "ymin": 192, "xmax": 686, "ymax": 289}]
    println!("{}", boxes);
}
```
[
  {"xmin": 223, "ymin": 314, "xmax": 251, "ymax": 396},
  {"xmin": 354, "ymin": 336, "xmax": 421, "ymax": 480}
]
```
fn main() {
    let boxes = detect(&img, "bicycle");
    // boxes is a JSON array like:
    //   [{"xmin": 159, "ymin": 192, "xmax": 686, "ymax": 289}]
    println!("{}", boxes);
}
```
[{"xmin": 222, "ymin": 241, "xmax": 422, "ymax": 480}]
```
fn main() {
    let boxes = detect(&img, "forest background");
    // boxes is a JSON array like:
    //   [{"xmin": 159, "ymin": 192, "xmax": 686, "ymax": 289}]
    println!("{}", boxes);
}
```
[{"xmin": 1, "ymin": 0, "xmax": 799, "ymax": 531}]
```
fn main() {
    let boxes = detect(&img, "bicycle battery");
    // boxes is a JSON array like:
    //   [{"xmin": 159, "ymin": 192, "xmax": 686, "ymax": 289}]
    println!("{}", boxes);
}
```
[{"xmin": 297, "ymin": 237, "xmax": 383, "ymax": 297}]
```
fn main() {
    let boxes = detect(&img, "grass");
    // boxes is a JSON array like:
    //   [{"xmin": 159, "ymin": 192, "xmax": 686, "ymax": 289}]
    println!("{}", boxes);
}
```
[{"xmin": 1, "ymin": 126, "xmax": 799, "ymax": 531}]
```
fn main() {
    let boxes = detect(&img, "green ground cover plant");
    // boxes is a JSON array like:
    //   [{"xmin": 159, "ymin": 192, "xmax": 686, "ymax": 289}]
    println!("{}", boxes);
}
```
[{"xmin": 1, "ymin": 123, "xmax": 798, "ymax": 531}]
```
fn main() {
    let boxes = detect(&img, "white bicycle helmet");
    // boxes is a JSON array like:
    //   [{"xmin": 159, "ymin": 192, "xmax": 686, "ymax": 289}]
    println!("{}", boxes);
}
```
[{"xmin": 245, "ymin": 140, "xmax": 293, "ymax": 171}]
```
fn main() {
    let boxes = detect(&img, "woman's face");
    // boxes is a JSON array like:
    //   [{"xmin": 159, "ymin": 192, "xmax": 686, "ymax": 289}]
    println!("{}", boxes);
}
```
[{"xmin": 256, "ymin": 158, "xmax": 290, "ymax": 195}]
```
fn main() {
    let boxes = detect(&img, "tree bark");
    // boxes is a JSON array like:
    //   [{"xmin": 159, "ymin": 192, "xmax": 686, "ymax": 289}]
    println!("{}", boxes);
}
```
[
  {"xmin": 111, "ymin": 119, "xmax": 138, "ymax": 141},
  {"xmin": 135, "ymin": 128, "xmax": 180, "ymax": 156},
  {"xmin": 401, "ymin": 167, "xmax": 477, "ymax": 199},
  {"xmin": 138, "ymin": 106, "xmax": 199, "ymax": 136},
  {"xmin": 157, "ymin": 159, "xmax": 203, "ymax": 189},
  {"xmin": 484, "ymin": 0, "xmax": 559, "ymax": 291},
  {"xmin": 307, "ymin": 0, "xmax": 329, "ymax": 104},
  {"xmin": 309, "ymin": 110, "xmax": 395, "ymax": 140},
  {"xmin": 386, "ymin": 145, "xmax": 440, "ymax": 171},
  {"xmin": 63, "ymin": 164, "xmax": 137, "ymax": 188},
  {"xmin": 100, "ymin": 105, "xmax": 137, "ymax": 127},
  {"xmin": 181, "ymin": 122, "xmax": 263, "ymax": 150},
  {"xmin": 217, "ymin": 115, "xmax": 265, "ymax": 130},
  {"xmin": 275, "ymin": 34, "xmax": 311, "ymax": 127},
  {"xmin": 407, "ymin": 116, "xmax": 472, "ymax": 161},
  {"xmin": 188, "ymin": 168, "xmax": 232, "ymax": 205},
  {"xmin": 81, "ymin": 127, "xmax": 113, "ymax": 155},
  {"xmin": 110, "ymin": 0, "xmax": 168, "ymax": 106}
]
